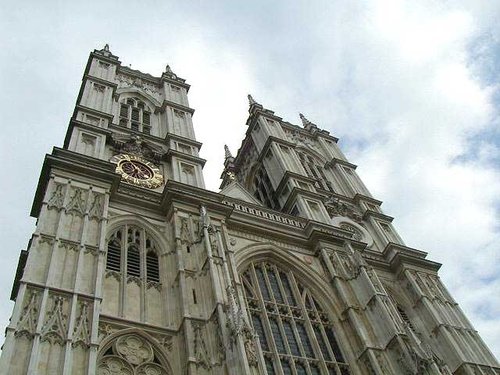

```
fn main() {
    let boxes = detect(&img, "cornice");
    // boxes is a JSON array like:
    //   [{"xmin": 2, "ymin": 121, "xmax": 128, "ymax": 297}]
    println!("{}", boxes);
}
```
[
  {"xmin": 164, "ymin": 133, "xmax": 203, "ymax": 149},
  {"xmin": 160, "ymin": 75, "xmax": 191, "ymax": 92},
  {"xmin": 75, "ymin": 104, "xmax": 115, "ymax": 121},
  {"xmin": 63, "ymin": 119, "xmax": 112, "ymax": 149},
  {"xmin": 107, "ymin": 124, "xmax": 169, "ymax": 147},
  {"xmin": 165, "ymin": 149, "xmax": 207, "ymax": 167},
  {"xmin": 159, "ymin": 99, "xmax": 195, "ymax": 115},
  {"xmin": 326, "ymin": 157, "xmax": 357, "ymax": 170},
  {"xmin": 382, "ymin": 242, "xmax": 442, "ymax": 273},
  {"xmin": 281, "ymin": 121, "xmax": 339, "ymax": 143},
  {"xmin": 256, "ymin": 136, "xmax": 296, "ymax": 163},
  {"xmin": 275, "ymin": 171, "xmax": 317, "ymax": 196},
  {"xmin": 83, "ymin": 74, "xmax": 118, "ymax": 89},
  {"xmin": 354, "ymin": 193, "xmax": 383, "ymax": 206},
  {"xmin": 117, "ymin": 66, "xmax": 162, "ymax": 86},
  {"xmin": 282, "ymin": 186, "xmax": 329, "ymax": 213},
  {"xmin": 90, "ymin": 51, "xmax": 121, "ymax": 65},
  {"xmin": 363, "ymin": 210, "xmax": 394, "ymax": 223}
]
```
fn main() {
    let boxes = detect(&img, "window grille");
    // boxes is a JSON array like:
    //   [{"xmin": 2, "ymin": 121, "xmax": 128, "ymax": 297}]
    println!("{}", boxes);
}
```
[{"xmin": 243, "ymin": 261, "xmax": 350, "ymax": 374}]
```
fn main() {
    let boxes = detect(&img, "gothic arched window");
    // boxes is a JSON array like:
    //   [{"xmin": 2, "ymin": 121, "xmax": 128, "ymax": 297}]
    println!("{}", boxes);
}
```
[
  {"xmin": 241, "ymin": 261, "xmax": 350, "ymax": 375},
  {"xmin": 119, "ymin": 97, "xmax": 152, "ymax": 134},
  {"xmin": 252, "ymin": 165, "xmax": 281, "ymax": 210},
  {"xmin": 106, "ymin": 225, "xmax": 160, "ymax": 284},
  {"xmin": 297, "ymin": 151, "xmax": 333, "ymax": 192}
]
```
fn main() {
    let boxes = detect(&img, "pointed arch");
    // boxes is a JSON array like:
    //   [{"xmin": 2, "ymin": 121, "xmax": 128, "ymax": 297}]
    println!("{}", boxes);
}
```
[
  {"xmin": 235, "ymin": 243, "xmax": 343, "ymax": 317},
  {"xmin": 98, "ymin": 328, "xmax": 172, "ymax": 375},
  {"xmin": 235, "ymin": 243, "xmax": 352, "ymax": 374},
  {"xmin": 116, "ymin": 87, "xmax": 162, "ymax": 109},
  {"xmin": 295, "ymin": 145, "xmax": 328, "ymax": 165},
  {"xmin": 107, "ymin": 214, "xmax": 169, "ymax": 255}
]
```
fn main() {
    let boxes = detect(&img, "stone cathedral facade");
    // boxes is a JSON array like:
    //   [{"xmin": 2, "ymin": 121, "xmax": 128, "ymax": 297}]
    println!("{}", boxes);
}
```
[{"xmin": 0, "ymin": 45, "xmax": 498, "ymax": 375}]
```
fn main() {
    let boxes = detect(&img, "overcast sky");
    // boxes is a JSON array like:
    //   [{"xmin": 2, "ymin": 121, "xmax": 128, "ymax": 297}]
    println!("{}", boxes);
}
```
[{"xmin": 1, "ymin": 0, "xmax": 499, "ymax": 359}]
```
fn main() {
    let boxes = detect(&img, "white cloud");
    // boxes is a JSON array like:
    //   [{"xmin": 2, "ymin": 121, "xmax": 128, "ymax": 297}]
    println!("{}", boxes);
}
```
[{"xmin": 0, "ymin": 0, "xmax": 499, "ymax": 361}]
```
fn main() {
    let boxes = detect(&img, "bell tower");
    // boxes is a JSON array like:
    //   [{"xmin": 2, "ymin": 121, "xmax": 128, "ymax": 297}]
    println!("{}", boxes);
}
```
[{"xmin": 1, "ymin": 46, "xmax": 499, "ymax": 375}]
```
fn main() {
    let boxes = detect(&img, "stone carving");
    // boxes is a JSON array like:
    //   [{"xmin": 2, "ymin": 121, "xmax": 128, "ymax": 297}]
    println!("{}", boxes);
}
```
[
  {"xmin": 98, "ymin": 323, "xmax": 118, "ymax": 342},
  {"xmin": 225, "ymin": 285, "xmax": 246, "ymax": 337},
  {"xmin": 93, "ymin": 83, "xmax": 106, "ymax": 93},
  {"xmin": 180, "ymin": 217, "xmax": 191, "ymax": 244},
  {"xmin": 209, "ymin": 231, "xmax": 220, "ymax": 256},
  {"xmin": 66, "ymin": 188, "xmax": 86, "ymax": 216},
  {"xmin": 299, "ymin": 113, "xmax": 317, "ymax": 128},
  {"xmin": 116, "ymin": 334, "xmax": 154, "ymax": 365},
  {"xmin": 105, "ymin": 270, "xmax": 122, "ymax": 282},
  {"xmin": 89, "ymin": 193, "xmax": 104, "ymax": 220},
  {"xmin": 59, "ymin": 240, "xmax": 79, "ymax": 252},
  {"xmin": 98, "ymin": 356, "xmax": 134, "ymax": 375},
  {"xmin": 146, "ymin": 281, "xmax": 162, "ymax": 291},
  {"xmin": 244, "ymin": 331, "xmax": 258, "ymax": 367},
  {"xmin": 136, "ymin": 363, "xmax": 166, "ymax": 375},
  {"xmin": 73, "ymin": 301, "xmax": 91, "ymax": 348},
  {"xmin": 158, "ymin": 335, "xmax": 172, "ymax": 352},
  {"xmin": 339, "ymin": 223, "xmax": 363, "ymax": 241},
  {"xmin": 15, "ymin": 290, "xmax": 39, "ymax": 339},
  {"xmin": 39, "ymin": 234, "xmax": 55, "ymax": 246},
  {"xmin": 116, "ymin": 74, "xmax": 160, "ymax": 97},
  {"xmin": 127, "ymin": 275, "xmax": 142, "ymax": 287},
  {"xmin": 111, "ymin": 134, "xmax": 164, "ymax": 163},
  {"xmin": 47, "ymin": 183, "xmax": 65, "ymax": 210},
  {"xmin": 193, "ymin": 322, "xmax": 211, "ymax": 369},
  {"xmin": 326, "ymin": 197, "xmax": 363, "ymax": 222},
  {"xmin": 84, "ymin": 245, "xmax": 100, "ymax": 256},
  {"xmin": 41, "ymin": 296, "xmax": 67, "ymax": 345}
]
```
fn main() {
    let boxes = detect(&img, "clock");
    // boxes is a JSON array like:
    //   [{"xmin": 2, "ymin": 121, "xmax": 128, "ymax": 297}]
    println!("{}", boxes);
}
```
[{"xmin": 110, "ymin": 154, "xmax": 164, "ymax": 189}]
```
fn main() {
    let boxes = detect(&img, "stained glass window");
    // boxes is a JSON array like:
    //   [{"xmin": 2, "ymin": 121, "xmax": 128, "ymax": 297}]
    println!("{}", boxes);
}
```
[{"xmin": 243, "ymin": 261, "xmax": 350, "ymax": 374}]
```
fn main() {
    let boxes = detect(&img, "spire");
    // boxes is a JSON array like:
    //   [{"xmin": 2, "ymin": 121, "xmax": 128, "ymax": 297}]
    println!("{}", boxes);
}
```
[
  {"xmin": 224, "ymin": 145, "xmax": 234, "ymax": 160},
  {"xmin": 299, "ymin": 113, "xmax": 317, "ymax": 130}
]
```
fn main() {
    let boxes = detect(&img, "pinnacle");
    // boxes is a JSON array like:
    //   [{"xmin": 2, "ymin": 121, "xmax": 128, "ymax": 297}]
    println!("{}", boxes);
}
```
[{"xmin": 224, "ymin": 145, "xmax": 234, "ymax": 159}]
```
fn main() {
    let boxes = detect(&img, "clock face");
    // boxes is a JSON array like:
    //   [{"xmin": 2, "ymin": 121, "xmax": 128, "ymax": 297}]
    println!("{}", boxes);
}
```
[{"xmin": 110, "ymin": 154, "xmax": 164, "ymax": 189}]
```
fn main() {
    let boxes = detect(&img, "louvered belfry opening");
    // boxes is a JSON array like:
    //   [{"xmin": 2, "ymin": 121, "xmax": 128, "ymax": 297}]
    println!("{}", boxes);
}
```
[{"xmin": 106, "ymin": 225, "xmax": 160, "ymax": 283}]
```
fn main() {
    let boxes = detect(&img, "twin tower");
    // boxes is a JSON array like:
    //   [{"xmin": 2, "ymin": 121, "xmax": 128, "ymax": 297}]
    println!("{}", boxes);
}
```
[{"xmin": 0, "ymin": 45, "xmax": 498, "ymax": 374}]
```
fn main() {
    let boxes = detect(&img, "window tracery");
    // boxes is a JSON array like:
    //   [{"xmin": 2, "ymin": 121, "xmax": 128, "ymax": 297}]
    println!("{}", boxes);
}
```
[
  {"xmin": 119, "ymin": 97, "xmax": 152, "ymax": 134},
  {"xmin": 106, "ymin": 226, "xmax": 160, "ymax": 284},
  {"xmin": 97, "ymin": 333, "xmax": 169, "ymax": 375},
  {"xmin": 241, "ymin": 261, "xmax": 350, "ymax": 375}
]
